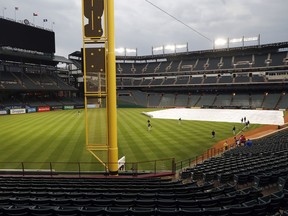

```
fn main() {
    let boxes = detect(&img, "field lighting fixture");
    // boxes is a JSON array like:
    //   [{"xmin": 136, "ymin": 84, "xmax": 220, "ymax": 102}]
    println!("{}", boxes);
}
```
[
  {"xmin": 152, "ymin": 45, "xmax": 164, "ymax": 55},
  {"xmin": 214, "ymin": 38, "xmax": 228, "ymax": 47},
  {"xmin": 176, "ymin": 44, "xmax": 188, "ymax": 50},
  {"xmin": 152, "ymin": 43, "xmax": 188, "ymax": 55},
  {"xmin": 126, "ymin": 48, "xmax": 137, "ymax": 56},
  {"xmin": 214, "ymin": 35, "xmax": 260, "ymax": 49},
  {"xmin": 115, "ymin": 47, "xmax": 137, "ymax": 56},
  {"xmin": 165, "ymin": 44, "xmax": 176, "ymax": 51},
  {"xmin": 115, "ymin": 47, "xmax": 125, "ymax": 54}
]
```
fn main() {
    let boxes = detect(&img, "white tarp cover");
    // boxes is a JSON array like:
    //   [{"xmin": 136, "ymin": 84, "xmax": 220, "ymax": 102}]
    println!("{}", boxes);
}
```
[{"xmin": 144, "ymin": 108, "xmax": 284, "ymax": 125}]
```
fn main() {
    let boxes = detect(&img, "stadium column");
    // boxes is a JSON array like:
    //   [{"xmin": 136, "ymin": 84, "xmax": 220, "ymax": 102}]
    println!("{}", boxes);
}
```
[{"xmin": 82, "ymin": 0, "xmax": 118, "ymax": 175}]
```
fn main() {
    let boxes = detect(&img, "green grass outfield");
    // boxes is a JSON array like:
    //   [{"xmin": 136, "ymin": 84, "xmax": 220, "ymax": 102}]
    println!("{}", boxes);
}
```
[{"xmin": 0, "ymin": 108, "xmax": 261, "ymax": 171}]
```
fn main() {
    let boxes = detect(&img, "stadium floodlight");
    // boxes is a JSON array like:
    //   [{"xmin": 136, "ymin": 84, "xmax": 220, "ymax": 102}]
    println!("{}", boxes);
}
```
[
  {"xmin": 115, "ymin": 47, "xmax": 125, "ymax": 54},
  {"xmin": 153, "ymin": 43, "xmax": 188, "ymax": 55},
  {"xmin": 153, "ymin": 46, "xmax": 164, "ymax": 51},
  {"xmin": 152, "ymin": 46, "xmax": 164, "ymax": 55},
  {"xmin": 126, "ymin": 48, "xmax": 137, "ymax": 56},
  {"xmin": 215, "ymin": 35, "xmax": 260, "ymax": 49},
  {"xmin": 115, "ymin": 47, "xmax": 137, "ymax": 56},
  {"xmin": 164, "ymin": 44, "xmax": 176, "ymax": 51},
  {"xmin": 176, "ymin": 43, "xmax": 189, "ymax": 52},
  {"xmin": 229, "ymin": 38, "xmax": 243, "ymax": 43},
  {"xmin": 243, "ymin": 36, "xmax": 258, "ymax": 42},
  {"xmin": 176, "ymin": 44, "xmax": 187, "ymax": 49},
  {"xmin": 214, "ymin": 38, "xmax": 228, "ymax": 47}
]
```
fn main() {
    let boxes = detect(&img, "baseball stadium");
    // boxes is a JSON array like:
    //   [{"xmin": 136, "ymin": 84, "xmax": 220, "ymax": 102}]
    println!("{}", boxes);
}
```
[{"xmin": 0, "ymin": 0, "xmax": 288, "ymax": 215}]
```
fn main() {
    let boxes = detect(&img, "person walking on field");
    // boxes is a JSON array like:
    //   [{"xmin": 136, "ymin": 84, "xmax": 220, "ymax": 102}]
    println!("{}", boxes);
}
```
[
  {"xmin": 212, "ymin": 130, "xmax": 215, "ymax": 138},
  {"xmin": 147, "ymin": 122, "xmax": 152, "ymax": 131},
  {"xmin": 232, "ymin": 126, "xmax": 236, "ymax": 135}
]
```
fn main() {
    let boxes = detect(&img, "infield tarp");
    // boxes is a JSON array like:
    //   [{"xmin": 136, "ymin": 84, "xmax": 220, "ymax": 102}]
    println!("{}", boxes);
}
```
[{"xmin": 144, "ymin": 108, "xmax": 284, "ymax": 125}]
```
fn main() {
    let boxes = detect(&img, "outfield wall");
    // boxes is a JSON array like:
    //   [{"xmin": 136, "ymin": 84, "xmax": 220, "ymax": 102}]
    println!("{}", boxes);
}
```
[{"xmin": 0, "ymin": 104, "xmax": 85, "ymax": 116}]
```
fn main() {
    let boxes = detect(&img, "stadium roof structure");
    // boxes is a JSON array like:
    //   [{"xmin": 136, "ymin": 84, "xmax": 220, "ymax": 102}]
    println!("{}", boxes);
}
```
[
  {"xmin": 53, "ymin": 55, "xmax": 73, "ymax": 64},
  {"xmin": 116, "ymin": 41, "xmax": 288, "ymax": 62},
  {"xmin": 0, "ymin": 47, "xmax": 72, "ymax": 66},
  {"xmin": 69, "ymin": 51, "xmax": 82, "ymax": 59}
]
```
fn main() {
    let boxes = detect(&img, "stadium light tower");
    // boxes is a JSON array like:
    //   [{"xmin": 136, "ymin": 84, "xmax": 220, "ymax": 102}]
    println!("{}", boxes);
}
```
[
  {"xmin": 153, "ymin": 43, "xmax": 188, "ymax": 55},
  {"xmin": 152, "ymin": 45, "xmax": 164, "ymax": 55},
  {"xmin": 214, "ymin": 35, "xmax": 260, "ymax": 49},
  {"xmin": 214, "ymin": 38, "xmax": 228, "ymax": 49},
  {"xmin": 115, "ymin": 47, "xmax": 137, "ymax": 56},
  {"xmin": 82, "ymin": 0, "xmax": 118, "ymax": 175}
]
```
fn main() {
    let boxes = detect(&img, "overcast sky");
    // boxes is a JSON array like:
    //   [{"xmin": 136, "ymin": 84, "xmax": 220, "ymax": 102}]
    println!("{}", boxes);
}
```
[{"xmin": 1, "ymin": 0, "xmax": 287, "ymax": 57}]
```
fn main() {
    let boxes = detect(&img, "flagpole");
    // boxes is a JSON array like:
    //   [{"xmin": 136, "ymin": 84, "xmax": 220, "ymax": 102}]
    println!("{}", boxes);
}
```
[
  {"xmin": 2, "ymin": 7, "xmax": 6, "ymax": 18},
  {"xmin": 33, "ymin": 13, "xmax": 37, "ymax": 25},
  {"xmin": 14, "ymin": 8, "xmax": 17, "ymax": 20}
]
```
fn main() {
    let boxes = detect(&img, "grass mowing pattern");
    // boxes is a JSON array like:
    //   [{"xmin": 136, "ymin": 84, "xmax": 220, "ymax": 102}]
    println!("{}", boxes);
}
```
[{"xmin": 0, "ymin": 108, "xmax": 261, "ymax": 171}]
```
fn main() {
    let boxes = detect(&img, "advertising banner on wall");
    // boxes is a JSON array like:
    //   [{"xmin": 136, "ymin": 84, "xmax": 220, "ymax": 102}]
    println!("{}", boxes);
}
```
[
  {"xmin": 63, "ymin": 105, "xmax": 74, "ymax": 110},
  {"xmin": 38, "ymin": 106, "xmax": 50, "ymax": 112},
  {"xmin": 75, "ymin": 105, "xmax": 85, "ymax": 109},
  {"xmin": 27, "ymin": 107, "xmax": 37, "ymax": 113},
  {"xmin": 10, "ymin": 108, "xmax": 26, "ymax": 115},
  {"xmin": 0, "ymin": 110, "xmax": 8, "ymax": 115},
  {"xmin": 51, "ymin": 106, "xmax": 63, "ymax": 111}
]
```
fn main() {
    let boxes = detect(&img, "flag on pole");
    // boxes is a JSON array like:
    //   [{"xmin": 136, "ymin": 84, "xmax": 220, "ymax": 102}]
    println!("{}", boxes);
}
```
[
  {"xmin": 43, "ymin": 19, "xmax": 48, "ymax": 22},
  {"xmin": 33, "ymin": 13, "xmax": 38, "ymax": 16},
  {"xmin": 15, "ymin": 7, "xmax": 19, "ymax": 10}
]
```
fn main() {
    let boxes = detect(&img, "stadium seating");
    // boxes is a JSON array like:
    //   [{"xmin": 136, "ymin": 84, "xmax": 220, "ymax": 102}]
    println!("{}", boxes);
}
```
[
  {"xmin": 234, "ymin": 75, "xmax": 250, "ymax": 83},
  {"xmin": 187, "ymin": 94, "xmax": 201, "ymax": 107},
  {"xmin": 159, "ymin": 94, "xmax": 175, "ymax": 107},
  {"xmin": 250, "ymin": 93, "xmax": 264, "ymax": 108},
  {"xmin": 277, "ymin": 93, "xmax": 288, "ymax": 109},
  {"xmin": 195, "ymin": 94, "xmax": 216, "ymax": 108},
  {"xmin": 162, "ymin": 77, "xmax": 176, "ymax": 85},
  {"xmin": 150, "ymin": 78, "xmax": 164, "ymax": 86},
  {"xmin": 202, "ymin": 76, "xmax": 218, "ymax": 84},
  {"xmin": 174, "ymin": 94, "xmax": 189, "ymax": 107},
  {"xmin": 262, "ymin": 93, "xmax": 281, "ymax": 109},
  {"xmin": 213, "ymin": 94, "xmax": 232, "ymax": 107},
  {"xmin": 175, "ymin": 76, "xmax": 189, "ymax": 85},
  {"xmin": 218, "ymin": 75, "xmax": 233, "ymax": 84},
  {"xmin": 230, "ymin": 94, "xmax": 250, "ymax": 108},
  {"xmin": 148, "ymin": 93, "xmax": 162, "ymax": 107},
  {"xmin": 252, "ymin": 74, "xmax": 265, "ymax": 83}
]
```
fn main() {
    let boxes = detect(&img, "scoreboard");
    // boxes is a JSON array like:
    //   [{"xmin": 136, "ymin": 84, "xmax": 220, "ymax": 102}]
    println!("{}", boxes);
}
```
[{"xmin": 0, "ymin": 18, "xmax": 55, "ymax": 54}]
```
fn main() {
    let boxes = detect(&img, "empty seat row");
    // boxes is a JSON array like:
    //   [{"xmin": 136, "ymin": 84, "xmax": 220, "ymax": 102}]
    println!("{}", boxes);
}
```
[{"xmin": 0, "ymin": 191, "xmax": 285, "ymax": 216}]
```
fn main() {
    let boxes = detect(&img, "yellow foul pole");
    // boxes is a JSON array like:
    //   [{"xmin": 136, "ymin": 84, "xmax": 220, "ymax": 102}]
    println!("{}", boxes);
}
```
[{"xmin": 107, "ymin": 0, "xmax": 118, "ymax": 175}]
